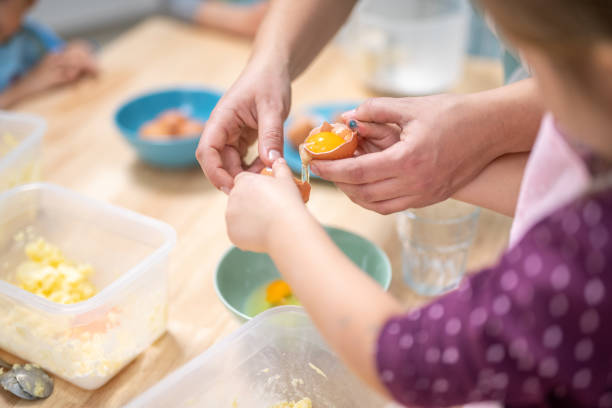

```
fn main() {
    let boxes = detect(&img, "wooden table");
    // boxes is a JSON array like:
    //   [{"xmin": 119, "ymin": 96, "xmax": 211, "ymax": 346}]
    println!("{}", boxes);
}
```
[{"xmin": 1, "ymin": 17, "xmax": 511, "ymax": 408}]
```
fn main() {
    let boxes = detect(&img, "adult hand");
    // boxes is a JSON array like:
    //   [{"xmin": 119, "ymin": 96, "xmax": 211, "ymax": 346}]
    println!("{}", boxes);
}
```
[
  {"xmin": 196, "ymin": 59, "xmax": 290, "ymax": 193},
  {"xmin": 311, "ymin": 94, "xmax": 508, "ymax": 214}
]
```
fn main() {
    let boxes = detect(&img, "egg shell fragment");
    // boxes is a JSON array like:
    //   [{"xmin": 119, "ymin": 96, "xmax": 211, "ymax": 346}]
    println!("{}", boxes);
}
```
[{"xmin": 260, "ymin": 168, "xmax": 311, "ymax": 203}]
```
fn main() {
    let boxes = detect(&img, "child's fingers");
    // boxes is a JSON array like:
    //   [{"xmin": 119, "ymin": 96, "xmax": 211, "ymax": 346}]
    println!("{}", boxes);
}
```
[{"xmin": 272, "ymin": 158, "xmax": 293, "ymax": 181}]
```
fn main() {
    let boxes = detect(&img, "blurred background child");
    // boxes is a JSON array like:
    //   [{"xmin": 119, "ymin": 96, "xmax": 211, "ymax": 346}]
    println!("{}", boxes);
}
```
[
  {"xmin": 166, "ymin": 0, "xmax": 268, "ymax": 38},
  {"xmin": 0, "ymin": 0, "xmax": 97, "ymax": 108}
]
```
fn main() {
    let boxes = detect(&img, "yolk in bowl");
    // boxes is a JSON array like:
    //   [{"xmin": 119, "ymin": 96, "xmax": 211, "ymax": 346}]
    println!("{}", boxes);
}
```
[
  {"xmin": 244, "ymin": 279, "xmax": 300, "ymax": 317},
  {"xmin": 266, "ymin": 279, "xmax": 292, "ymax": 305}
]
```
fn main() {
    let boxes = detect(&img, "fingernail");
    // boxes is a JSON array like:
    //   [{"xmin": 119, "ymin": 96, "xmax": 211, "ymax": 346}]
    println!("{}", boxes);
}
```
[
  {"xmin": 276, "ymin": 158, "xmax": 285, "ymax": 165},
  {"xmin": 348, "ymin": 120, "xmax": 358, "ymax": 130},
  {"xmin": 268, "ymin": 149, "xmax": 281, "ymax": 161},
  {"xmin": 220, "ymin": 186, "xmax": 230, "ymax": 195}
]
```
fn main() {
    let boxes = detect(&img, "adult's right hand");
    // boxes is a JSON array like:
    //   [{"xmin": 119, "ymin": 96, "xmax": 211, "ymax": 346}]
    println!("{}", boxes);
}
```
[{"xmin": 196, "ymin": 59, "xmax": 291, "ymax": 193}]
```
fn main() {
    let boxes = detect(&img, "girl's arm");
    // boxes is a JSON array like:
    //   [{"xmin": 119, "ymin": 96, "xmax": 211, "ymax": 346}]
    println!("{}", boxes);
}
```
[
  {"xmin": 453, "ymin": 152, "xmax": 529, "ymax": 216},
  {"xmin": 227, "ymin": 160, "xmax": 402, "ymax": 395},
  {"xmin": 268, "ymin": 207, "xmax": 402, "ymax": 395}
]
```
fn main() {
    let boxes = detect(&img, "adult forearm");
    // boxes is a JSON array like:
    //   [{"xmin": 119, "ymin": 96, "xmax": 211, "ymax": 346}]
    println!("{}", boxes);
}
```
[
  {"xmin": 268, "ymin": 213, "xmax": 401, "ymax": 396},
  {"xmin": 251, "ymin": 0, "xmax": 357, "ymax": 79},
  {"xmin": 464, "ymin": 78, "xmax": 543, "ymax": 159}
]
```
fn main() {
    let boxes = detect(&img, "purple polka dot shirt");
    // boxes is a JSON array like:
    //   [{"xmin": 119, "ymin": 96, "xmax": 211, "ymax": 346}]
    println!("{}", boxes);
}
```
[{"xmin": 377, "ymin": 186, "xmax": 612, "ymax": 407}]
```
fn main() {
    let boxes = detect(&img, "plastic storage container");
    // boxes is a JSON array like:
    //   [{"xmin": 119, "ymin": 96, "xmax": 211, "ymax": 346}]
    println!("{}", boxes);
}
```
[
  {"xmin": 126, "ymin": 306, "xmax": 397, "ymax": 408},
  {"xmin": 345, "ymin": 0, "xmax": 469, "ymax": 95},
  {"xmin": 0, "ymin": 183, "xmax": 176, "ymax": 389},
  {"xmin": 0, "ymin": 111, "xmax": 45, "ymax": 190}
]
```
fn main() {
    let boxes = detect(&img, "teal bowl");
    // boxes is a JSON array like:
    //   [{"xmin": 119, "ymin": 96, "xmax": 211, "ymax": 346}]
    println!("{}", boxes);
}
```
[
  {"xmin": 215, "ymin": 226, "xmax": 392, "ymax": 321},
  {"xmin": 114, "ymin": 87, "xmax": 223, "ymax": 168}
]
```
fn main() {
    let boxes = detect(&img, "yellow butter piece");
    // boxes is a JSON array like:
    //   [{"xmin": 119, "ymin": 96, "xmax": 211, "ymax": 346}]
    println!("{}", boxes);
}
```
[
  {"xmin": 270, "ymin": 398, "xmax": 312, "ymax": 408},
  {"xmin": 16, "ymin": 238, "xmax": 97, "ymax": 304}
]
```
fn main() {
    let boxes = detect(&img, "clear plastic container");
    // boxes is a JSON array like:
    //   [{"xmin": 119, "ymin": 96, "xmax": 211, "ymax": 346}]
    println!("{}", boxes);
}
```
[
  {"xmin": 345, "ymin": 0, "xmax": 470, "ymax": 95},
  {"xmin": 126, "ymin": 306, "xmax": 398, "ymax": 408},
  {"xmin": 0, "ymin": 183, "xmax": 176, "ymax": 389},
  {"xmin": 0, "ymin": 111, "xmax": 45, "ymax": 190}
]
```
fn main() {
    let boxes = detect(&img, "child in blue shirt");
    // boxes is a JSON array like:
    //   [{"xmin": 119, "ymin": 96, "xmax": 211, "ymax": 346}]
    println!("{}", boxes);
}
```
[
  {"xmin": 0, "ymin": 0, "xmax": 97, "ymax": 108},
  {"xmin": 166, "ymin": 0, "xmax": 268, "ymax": 38}
]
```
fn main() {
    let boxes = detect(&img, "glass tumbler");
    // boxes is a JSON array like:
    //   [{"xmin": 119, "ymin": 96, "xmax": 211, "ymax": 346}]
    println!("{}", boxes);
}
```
[{"xmin": 397, "ymin": 200, "xmax": 480, "ymax": 296}]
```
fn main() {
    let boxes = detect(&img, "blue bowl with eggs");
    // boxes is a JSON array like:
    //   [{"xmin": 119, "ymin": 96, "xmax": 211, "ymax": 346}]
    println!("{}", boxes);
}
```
[{"xmin": 114, "ymin": 87, "xmax": 223, "ymax": 168}]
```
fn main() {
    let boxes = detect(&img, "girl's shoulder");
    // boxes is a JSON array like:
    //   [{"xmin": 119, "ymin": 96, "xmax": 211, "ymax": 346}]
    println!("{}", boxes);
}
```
[{"xmin": 511, "ymin": 184, "xmax": 611, "ymax": 287}]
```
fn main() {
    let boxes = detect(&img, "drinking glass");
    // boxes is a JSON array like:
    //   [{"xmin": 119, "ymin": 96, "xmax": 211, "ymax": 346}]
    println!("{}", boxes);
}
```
[{"xmin": 397, "ymin": 199, "xmax": 480, "ymax": 295}]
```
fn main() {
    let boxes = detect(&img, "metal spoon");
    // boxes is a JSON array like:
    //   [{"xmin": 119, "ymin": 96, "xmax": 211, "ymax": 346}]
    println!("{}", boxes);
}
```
[{"xmin": 0, "ymin": 357, "xmax": 53, "ymax": 400}]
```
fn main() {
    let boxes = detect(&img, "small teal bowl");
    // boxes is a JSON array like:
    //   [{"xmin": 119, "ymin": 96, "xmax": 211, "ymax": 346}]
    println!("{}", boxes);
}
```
[
  {"xmin": 215, "ymin": 226, "xmax": 392, "ymax": 322},
  {"xmin": 114, "ymin": 87, "xmax": 223, "ymax": 168}
]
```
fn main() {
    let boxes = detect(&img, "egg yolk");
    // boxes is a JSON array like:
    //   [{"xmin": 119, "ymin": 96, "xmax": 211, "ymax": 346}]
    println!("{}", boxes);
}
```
[
  {"xmin": 304, "ymin": 131, "xmax": 346, "ymax": 153},
  {"xmin": 266, "ymin": 279, "xmax": 293, "ymax": 305}
]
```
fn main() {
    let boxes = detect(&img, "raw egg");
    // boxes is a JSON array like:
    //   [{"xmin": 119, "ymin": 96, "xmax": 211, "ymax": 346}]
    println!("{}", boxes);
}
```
[
  {"xmin": 177, "ymin": 119, "xmax": 205, "ymax": 137},
  {"xmin": 139, "ymin": 110, "xmax": 206, "ymax": 140},
  {"xmin": 157, "ymin": 110, "xmax": 186, "ymax": 128},
  {"xmin": 261, "ymin": 167, "xmax": 311, "ymax": 203},
  {"xmin": 300, "ymin": 121, "xmax": 357, "ymax": 161},
  {"xmin": 140, "ymin": 121, "xmax": 171, "ymax": 141},
  {"xmin": 265, "ymin": 279, "xmax": 293, "ymax": 305}
]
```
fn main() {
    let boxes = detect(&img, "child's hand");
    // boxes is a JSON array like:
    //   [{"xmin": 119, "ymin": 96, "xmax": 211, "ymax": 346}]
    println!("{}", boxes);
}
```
[
  {"xmin": 226, "ymin": 158, "xmax": 307, "ymax": 253},
  {"xmin": 21, "ymin": 41, "xmax": 97, "ymax": 94},
  {"xmin": 61, "ymin": 41, "xmax": 98, "ymax": 76}
]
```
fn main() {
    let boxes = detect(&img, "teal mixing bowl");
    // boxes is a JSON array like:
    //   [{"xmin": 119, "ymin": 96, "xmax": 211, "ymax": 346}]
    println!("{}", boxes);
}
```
[
  {"xmin": 215, "ymin": 226, "xmax": 392, "ymax": 321},
  {"xmin": 114, "ymin": 87, "xmax": 222, "ymax": 168}
]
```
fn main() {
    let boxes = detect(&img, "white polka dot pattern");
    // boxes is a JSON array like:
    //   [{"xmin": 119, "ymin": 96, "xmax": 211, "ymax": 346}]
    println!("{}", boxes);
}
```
[
  {"xmin": 542, "ymin": 325, "xmax": 563, "ymax": 349},
  {"xmin": 538, "ymin": 357, "xmax": 559, "ymax": 378},
  {"xmin": 486, "ymin": 344, "xmax": 505, "ymax": 363},
  {"xmin": 500, "ymin": 270, "xmax": 519, "ymax": 291},
  {"xmin": 524, "ymin": 254, "xmax": 543, "ymax": 277},
  {"xmin": 493, "ymin": 295, "xmax": 511, "ymax": 315},
  {"xmin": 573, "ymin": 369, "xmax": 592, "ymax": 389},
  {"xmin": 550, "ymin": 264, "xmax": 571, "ymax": 290},
  {"xmin": 580, "ymin": 309, "xmax": 600, "ymax": 334},
  {"xmin": 428, "ymin": 304, "xmax": 444, "ymax": 320},
  {"xmin": 399, "ymin": 334, "xmax": 414, "ymax": 350},
  {"xmin": 574, "ymin": 338, "xmax": 593, "ymax": 362},
  {"xmin": 445, "ymin": 318, "xmax": 462, "ymax": 336},
  {"xmin": 584, "ymin": 279, "xmax": 605, "ymax": 305},
  {"xmin": 442, "ymin": 347, "xmax": 459, "ymax": 364}
]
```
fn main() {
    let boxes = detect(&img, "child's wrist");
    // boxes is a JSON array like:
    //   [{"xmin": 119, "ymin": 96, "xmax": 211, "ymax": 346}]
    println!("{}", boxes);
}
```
[{"xmin": 265, "ymin": 206, "xmax": 314, "ymax": 254}]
